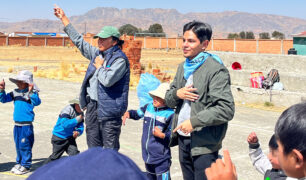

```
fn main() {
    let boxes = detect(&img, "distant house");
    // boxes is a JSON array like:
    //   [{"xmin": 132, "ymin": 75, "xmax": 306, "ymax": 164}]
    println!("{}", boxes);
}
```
[
  {"xmin": 0, "ymin": 32, "xmax": 5, "ymax": 36},
  {"xmin": 11, "ymin": 32, "xmax": 32, "ymax": 37},
  {"xmin": 292, "ymin": 31, "xmax": 306, "ymax": 55}
]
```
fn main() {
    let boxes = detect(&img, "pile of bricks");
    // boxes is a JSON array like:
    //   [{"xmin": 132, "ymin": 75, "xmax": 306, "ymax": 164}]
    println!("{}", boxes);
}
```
[{"xmin": 121, "ymin": 36, "xmax": 142, "ymax": 76}]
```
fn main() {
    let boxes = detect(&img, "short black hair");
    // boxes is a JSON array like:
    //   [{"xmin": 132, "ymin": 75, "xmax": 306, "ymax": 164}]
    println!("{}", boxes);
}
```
[
  {"xmin": 269, "ymin": 134, "xmax": 278, "ymax": 150},
  {"xmin": 275, "ymin": 102, "xmax": 306, "ymax": 157},
  {"xmin": 112, "ymin": 36, "xmax": 124, "ymax": 49},
  {"xmin": 183, "ymin": 21, "xmax": 212, "ymax": 42}
]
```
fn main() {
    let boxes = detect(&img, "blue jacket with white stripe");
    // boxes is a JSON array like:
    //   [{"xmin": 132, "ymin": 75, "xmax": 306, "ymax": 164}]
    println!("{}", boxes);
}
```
[
  {"xmin": 128, "ymin": 103, "xmax": 174, "ymax": 164},
  {"xmin": 0, "ymin": 88, "xmax": 41, "ymax": 122}
]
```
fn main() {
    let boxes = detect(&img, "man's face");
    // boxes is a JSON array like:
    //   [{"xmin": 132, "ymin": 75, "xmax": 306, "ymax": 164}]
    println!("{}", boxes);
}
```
[
  {"xmin": 182, "ymin": 30, "xmax": 208, "ymax": 59},
  {"xmin": 277, "ymin": 140, "xmax": 305, "ymax": 178},
  {"xmin": 98, "ymin": 37, "xmax": 116, "ymax": 51}
]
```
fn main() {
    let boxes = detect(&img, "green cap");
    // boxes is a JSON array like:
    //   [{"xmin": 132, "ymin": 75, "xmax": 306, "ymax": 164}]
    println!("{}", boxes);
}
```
[{"xmin": 93, "ymin": 26, "xmax": 120, "ymax": 39}]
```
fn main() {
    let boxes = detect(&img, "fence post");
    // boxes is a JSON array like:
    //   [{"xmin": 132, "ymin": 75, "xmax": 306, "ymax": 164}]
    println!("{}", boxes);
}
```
[
  {"xmin": 6, "ymin": 36, "xmax": 8, "ymax": 46},
  {"xmin": 62, "ymin": 37, "xmax": 65, "ymax": 47},
  {"xmin": 159, "ymin": 37, "xmax": 161, "ymax": 49},
  {"xmin": 256, "ymin": 39, "xmax": 259, "ymax": 53},
  {"xmin": 166, "ymin": 36, "xmax": 168, "ymax": 51},
  {"xmin": 233, "ymin": 39, "xmax": 236, "ymax": 52},
  {"xmin": 45, "ymin": 37, "xmax": 47, "ymax": 46},
  {"xmin": 211, "ymin": 38, "xmax": 214, "ymax": 50},
  {"xmin": 144, "ymin": 37, "xmax": 146, "ymax": 49},
  {"xmin": 176, "ymin": 37, "xmax": 178, "ymax": 49},
  {"xmin": 26, "ymin": 37, "xmax": 29, "ymax": 47},
  {"xmin": 281, "ymin": 40, "xmax": 284, "ymax": 54}
]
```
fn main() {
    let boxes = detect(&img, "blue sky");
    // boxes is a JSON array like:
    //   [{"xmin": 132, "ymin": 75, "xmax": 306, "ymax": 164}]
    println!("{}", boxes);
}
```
[{"xmin": 1, "ymin": 0, "xmax": 305, "ymax": 22}]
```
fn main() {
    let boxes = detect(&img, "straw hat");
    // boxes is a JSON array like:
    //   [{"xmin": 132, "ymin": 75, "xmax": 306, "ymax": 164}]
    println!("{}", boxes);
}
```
[
  {"xmin": 69, "ymin": 97, "xmax": 80, "ymax": 104},
  {"xmin": 149, "ymin": 83, "xmax": 170, "ymax": 100},
  {"xmin": 9, "ymin": 70, "xmax": 39, "ymax": 91}
]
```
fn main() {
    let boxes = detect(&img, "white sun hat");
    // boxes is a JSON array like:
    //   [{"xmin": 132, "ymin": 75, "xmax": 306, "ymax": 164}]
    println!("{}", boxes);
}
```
[
  {"xmin": 149, "ymin": 83, "xmax": 170, "ymax": 100},
  {"xmin": 9, "ymin": 70, "xmax": 40, "ymax": 91}
]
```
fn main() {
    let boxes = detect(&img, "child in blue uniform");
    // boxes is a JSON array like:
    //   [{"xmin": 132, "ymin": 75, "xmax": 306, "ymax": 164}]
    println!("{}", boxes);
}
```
[
  {"xmin": 44, "ymin": 98, "xmax": 84, "ymax": 164},
  {"xmin": 122, "ymin": 83, "xmax": 174, "ymax": 180},
  {"xmin": 0, "ymin": 70, "xmax": 41, "ymax": 175}
]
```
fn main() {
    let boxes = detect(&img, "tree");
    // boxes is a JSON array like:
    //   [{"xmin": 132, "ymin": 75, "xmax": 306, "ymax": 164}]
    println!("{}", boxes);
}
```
[
  {"xmin": 148, "ymin": 23, "xmax": 165, "ymax": 37},
  {"xmin": 246, "ymin": 31, "xmax": 255, "ymax": 39},
  {"xmin": 259, "ymin": 32, "xmax": 270, "ymax": 39},
  {"xmin": 239, "ymin": 31, "xmax": 246, "ymax": 39},
  {"xmin": 119, "ymin": 24, "xmax": 139, "ymax": 36},
  {"xmin": 227, "ymin": 33, "xmax": 239, "ymax": 39},
  {"xmin": 272, "ymin": 31, "xmax": 285, "ymax": 39}
]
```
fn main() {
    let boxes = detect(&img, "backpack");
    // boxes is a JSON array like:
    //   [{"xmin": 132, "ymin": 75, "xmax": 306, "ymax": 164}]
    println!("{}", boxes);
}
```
[{"xmin": 262, "ymin": 69, "xmax": 280, "ymax": 89}]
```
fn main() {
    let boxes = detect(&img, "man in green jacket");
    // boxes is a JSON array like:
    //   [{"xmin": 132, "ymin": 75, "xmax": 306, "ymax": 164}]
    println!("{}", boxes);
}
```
[{"xmin": 165, "ymin": 21, "xmax": 235, "ymax": 180}]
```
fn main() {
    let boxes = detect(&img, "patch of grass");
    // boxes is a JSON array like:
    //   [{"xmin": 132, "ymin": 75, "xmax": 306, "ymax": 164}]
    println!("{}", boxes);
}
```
[{"xmin": 264, "ymin": 102, "xmax": 274, "ymax": 107}]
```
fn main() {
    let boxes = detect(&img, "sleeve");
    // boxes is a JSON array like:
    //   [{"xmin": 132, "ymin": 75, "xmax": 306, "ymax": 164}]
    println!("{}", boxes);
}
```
[
  {"xmin": 128, "ymin": 104, "xmax": 148, "ymax": 120},
  {"xmin": 29, "ymin": 92, "xmax": 41, "ymax": 106},
  {"xmin": 75, "ymin": 122, "xmax": 84, "ymax": 136},
  {"xmin": 190, "ymin": 68, "xmax": 235, "ymax": 128},
  {"xmin": 163, "ymin": 114, "xmax": 174, "ymax": 144},
  {"xmin": 165, "ymin": 65, "xmax": 182, "ymax": 108},
  {"xmin": 96, "ymin": 58, "xmax": 127, "ymax": 87},
  {"xmin": 249, "ymin": 145, "xmax": 272, "ymax": 175},
  {"xmin": 0, "ymin": 91, "xmax": 13, "ymax": 103},
  {"xmin": 58, "ymin": 113, "xmax": 79, "ymax": 130},
  {"xmin": 64, "ymin": 23, "xmax": 99, "ymax": 61}
]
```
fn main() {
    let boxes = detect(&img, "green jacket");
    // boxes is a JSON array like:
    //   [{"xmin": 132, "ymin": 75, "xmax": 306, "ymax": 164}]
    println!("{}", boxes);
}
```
[{"xmin": 165, "ymin": 57, "xmax": 235, "ymax": 156}]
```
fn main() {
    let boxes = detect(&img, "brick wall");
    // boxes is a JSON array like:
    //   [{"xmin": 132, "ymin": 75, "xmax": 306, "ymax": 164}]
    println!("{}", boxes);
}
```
[{"xmin": 0, "ymin": 36, "xmax": 294, "ymax": 55}]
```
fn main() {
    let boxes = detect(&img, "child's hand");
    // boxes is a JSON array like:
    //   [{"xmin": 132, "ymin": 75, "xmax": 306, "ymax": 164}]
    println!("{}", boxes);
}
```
[
  {"xmin": 121, "ymin": 112, "xmax": 130, "ymax": 126},
  {"xmin": 0, "ymin": 79, "xmax": 5, "ymax": 90},
  {"xmin": 153, "ymin": 127, "xmax": 165, "ymax": 139},
  {"xmin": 247, "ymin": 132, "xmax": 258, "ymax": 144},
  {"xmin": 28, "ymin": 83, "xmax": 34, "ymax": 92},
  {"xmin": 73, "ymin": 131, "xmax": 79, "ymax": 138}
]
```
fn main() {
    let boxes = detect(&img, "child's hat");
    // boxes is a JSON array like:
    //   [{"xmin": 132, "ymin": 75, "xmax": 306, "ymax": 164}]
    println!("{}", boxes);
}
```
[
  {"xmin": 9, "ymin": 70, "xmax": 39, "ymax": 91},
  {"xmin": 69, "ymin": 97, "xmax": 80, "ymax": 104},
  {"xmin": 149, "ymin": 83, "xmax": 170, "ymax": 100}
]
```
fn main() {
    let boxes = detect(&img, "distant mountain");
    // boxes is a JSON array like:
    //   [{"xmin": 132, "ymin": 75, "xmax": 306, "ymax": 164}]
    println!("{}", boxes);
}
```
[{"xmin": 1, "ymin": 7, "xmax": 306, "ymax": 38}]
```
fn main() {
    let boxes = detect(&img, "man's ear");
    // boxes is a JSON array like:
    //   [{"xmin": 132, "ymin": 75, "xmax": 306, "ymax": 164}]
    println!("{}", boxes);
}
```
[
  {"xmin": 201, "ymin": 40, "xmax": 209, "ymax": 50},
  {"xmin": 292, "ymin": 149, "xmax": 304, "ymax": 169}
]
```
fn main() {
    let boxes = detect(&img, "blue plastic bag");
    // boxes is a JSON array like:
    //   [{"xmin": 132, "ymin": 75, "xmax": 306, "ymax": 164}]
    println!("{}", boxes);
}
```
[{"xmin": 137, "ymin": 73, "xmax": 161, "ymax": 107}]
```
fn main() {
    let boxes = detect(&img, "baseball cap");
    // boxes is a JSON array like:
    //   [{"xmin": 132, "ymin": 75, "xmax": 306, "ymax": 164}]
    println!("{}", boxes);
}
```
[{"xmin": 93, "ymin": 26, "xmax": 120, "ymax": 39}]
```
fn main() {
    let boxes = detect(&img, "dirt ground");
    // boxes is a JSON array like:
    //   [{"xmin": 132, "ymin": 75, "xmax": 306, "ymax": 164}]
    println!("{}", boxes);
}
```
[{"xmin": 0, "ymin": 71, "xmax": 283, "ymax": 180}]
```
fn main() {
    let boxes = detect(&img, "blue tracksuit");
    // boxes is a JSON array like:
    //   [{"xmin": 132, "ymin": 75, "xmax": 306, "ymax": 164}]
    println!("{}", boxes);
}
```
[
  {"xmin": 0, "ymin": 88, "xmax": 41, "ymax": 169},
  {"xmin": 128, "ymin": 103, "xmax": 174, "ymax": 179}
]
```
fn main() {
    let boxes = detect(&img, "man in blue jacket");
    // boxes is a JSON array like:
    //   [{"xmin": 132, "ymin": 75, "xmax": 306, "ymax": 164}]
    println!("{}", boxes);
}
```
[{"xmin": 54, "ymin": 6, "xmax": 130, "ymax": 150}]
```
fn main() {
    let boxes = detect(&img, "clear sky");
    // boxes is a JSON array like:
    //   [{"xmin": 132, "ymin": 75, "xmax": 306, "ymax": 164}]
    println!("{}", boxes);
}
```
[{"xmin": 1, "ymin": 0, "xmax": 305, "ymax": 22}]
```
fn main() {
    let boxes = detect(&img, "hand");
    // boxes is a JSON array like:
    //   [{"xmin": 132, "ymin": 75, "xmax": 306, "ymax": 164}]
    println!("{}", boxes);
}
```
[
  {"xmin": 122, "ymin": 112, "xmax": 130, "ymax": 126},
  {"xmin": 94, "ymin": 56, "xmax": 104, "ymax": 69},
  {"xmin": 0, "ymin": 79, "xmax": 5, "ymax": 90},
  {"xmin": 176, "ymin": 84, "xmax": 199, "ymax": 101},
  {"xmin": 247, "ymin": 132, "xmax": 258, "ymax": 144},
  {"xmin": 173, "ymin": 119, "xmax": 193, "ymax": 134},
  {"xmin": 77, "ymin": 114, "xmax": 84, "ymax": 123},
  {"xmin": 153, "ymin": 127, "xmax": 165, "ymax": 139},
  {"xmin": 205, "ymin": 150, "xmax": 237, "ymax": 180},
  {"xmin": 53, "ymin": 4, "xmax": 65, "ymax": 19},
  {"xmin": 73, "ymin": 131, "xmax": 79, "ymax": 138},
  {"xmin": 28, "ymin": 83, "xmax": 34, "ymax": 93}
]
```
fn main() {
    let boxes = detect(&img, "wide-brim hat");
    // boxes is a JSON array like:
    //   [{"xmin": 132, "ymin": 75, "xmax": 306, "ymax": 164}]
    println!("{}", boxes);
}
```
[
  {"xmin": 93, "ymin": 26, "xmax": 120, "ymax": 39},
  {"xmin": 69, "ymin": 97, "xmax": 80, "ymax": 104},
  {"xmin": 149, "ymin": 83, "xmax": 170, "ymax": 100},
  {"xmin": 9, "ymin": 70, "xmax": 39, "ymax": 91}
]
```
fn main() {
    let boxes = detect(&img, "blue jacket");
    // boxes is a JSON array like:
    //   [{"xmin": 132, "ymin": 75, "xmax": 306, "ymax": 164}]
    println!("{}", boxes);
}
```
[
  {"xmin": 52, "ymin": 104, "xmax": 84, "ymax": 139},
  {"xmin": 129, "ymin": 103, "xmax": 174, "ymax": 164},
  {"xmin": 0, "ymin": 88, "xmax": 41, "ymax": 122}
]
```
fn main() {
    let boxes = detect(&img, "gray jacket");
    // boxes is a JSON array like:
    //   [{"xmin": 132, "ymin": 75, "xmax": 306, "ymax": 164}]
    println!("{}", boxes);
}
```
[{"xmin": 165, "ymin": 57, "xmax": 235, "ymax": 156}]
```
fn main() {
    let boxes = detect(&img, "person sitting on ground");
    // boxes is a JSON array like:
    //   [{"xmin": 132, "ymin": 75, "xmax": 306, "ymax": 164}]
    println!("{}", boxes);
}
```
[
  {"xmin": 44, "ymin": 97, "xmax": 84, "ymax": 164},
  {"xmin": 0, "ymin": 70, "xmax": 41, "ymax": 175},
  {"xmin": 248, "ymin": 132, "xmax": 296, "ymax": 180},
  {"xmin": 122, "ymin": 83, "xmax": 174, "ymax": 180}
]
